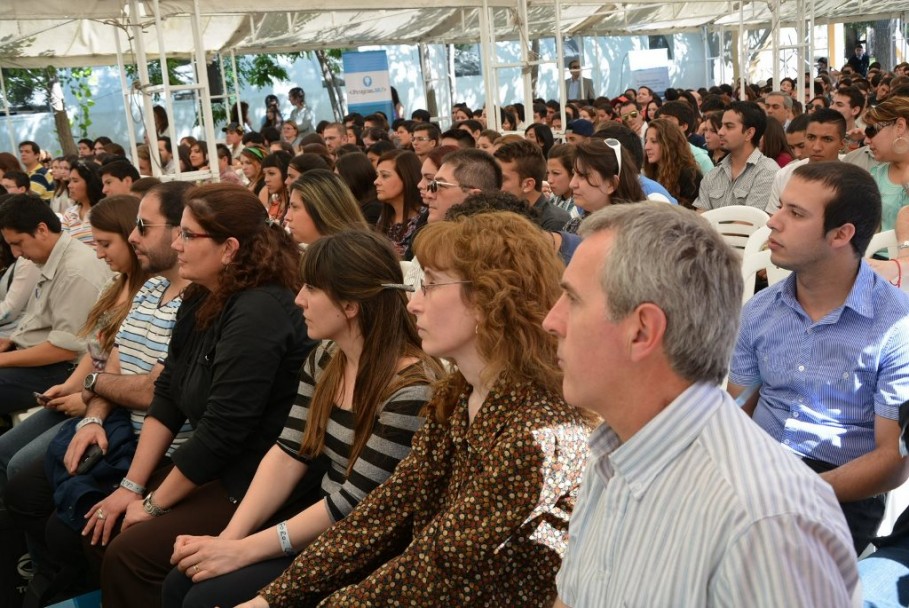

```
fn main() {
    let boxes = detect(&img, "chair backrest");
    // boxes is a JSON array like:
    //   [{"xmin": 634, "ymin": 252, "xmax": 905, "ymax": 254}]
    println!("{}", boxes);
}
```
[
  {"xmin": 865, "ymin": 229, "xmax": 897, "ymax": 259},
  {"xmin": 743, "ymin": 225, "xmax": 771, "ymax": 259},
  {"xmin": 703, "ymin": 206, "xmax": 770, "ymax": 252},
  {"xmin": 741, "ymin": 250, "xmax": 792, "ymax": 304}
]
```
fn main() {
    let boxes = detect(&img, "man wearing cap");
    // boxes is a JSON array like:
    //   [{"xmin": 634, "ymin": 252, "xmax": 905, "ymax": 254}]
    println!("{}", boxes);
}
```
[
  {"xmin": 566, "ymin": 120, "xmax": 594, "ymax": 144},
  {"xmin": 565, "ymin": 60, "xmax": 595, "ymax": 102},
  {"xmin": 223, "ymin": 123, "xmax": 244, "ymax": 162}
]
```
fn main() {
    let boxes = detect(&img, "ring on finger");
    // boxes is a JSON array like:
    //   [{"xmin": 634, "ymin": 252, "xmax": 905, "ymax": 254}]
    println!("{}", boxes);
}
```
[
  {"xmin": 96, "ymin": 508, "xmax": 106, "ymax": 521},
  {"xmin": 193, "ymin": 565, "xmax": 200, "ymax": 574}
]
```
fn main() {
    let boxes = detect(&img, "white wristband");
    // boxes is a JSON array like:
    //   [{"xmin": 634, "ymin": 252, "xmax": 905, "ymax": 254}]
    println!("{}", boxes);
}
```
[
  {"xmin": 276, "ymin": 521, "xmax": 295, "ymax": 556},
  {"xmin": 119, "ymin": 478, "xmax": 146, "ymax": 495}
]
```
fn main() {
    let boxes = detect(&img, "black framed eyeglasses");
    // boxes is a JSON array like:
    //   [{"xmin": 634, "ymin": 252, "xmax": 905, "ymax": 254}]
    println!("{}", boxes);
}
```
[
  {"xmin": 135, "ymin": 217, "xmax": 172, "ymax": 236},
  {"xmin": 865, "ymin": 120, "xmax": 896, "ymax": 140}
]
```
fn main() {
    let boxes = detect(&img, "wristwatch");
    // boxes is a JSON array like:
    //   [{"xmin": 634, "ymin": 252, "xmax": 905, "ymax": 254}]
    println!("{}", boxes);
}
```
[{"xmin": 83, "ymin": 372, "xmax": 100, "ymax": 393}]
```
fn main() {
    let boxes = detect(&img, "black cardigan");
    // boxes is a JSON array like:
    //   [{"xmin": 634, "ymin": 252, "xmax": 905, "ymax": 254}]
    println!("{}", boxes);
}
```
[{"xmin": 149, "ymin": 284, "xmax": 315, "ymax": 501}]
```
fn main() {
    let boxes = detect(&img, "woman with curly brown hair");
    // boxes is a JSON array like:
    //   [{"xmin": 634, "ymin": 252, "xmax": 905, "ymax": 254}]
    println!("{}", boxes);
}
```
[
  {"xmin": 84, "ymin": 183, "xmax": 317, "ymax": 608},
  {"xmin": 643, "ymin": 118, "xmax": 703, "ymax": 209},
  {"xmin": 237, "ymin": 211, "xmax": 593, "ymax": 608}
]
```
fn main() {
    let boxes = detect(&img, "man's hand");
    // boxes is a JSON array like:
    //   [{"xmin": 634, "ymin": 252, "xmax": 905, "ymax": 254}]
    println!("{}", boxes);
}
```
[{"xmin": 64, "ymin": 423, "xmax": 109, "ymax": 474}]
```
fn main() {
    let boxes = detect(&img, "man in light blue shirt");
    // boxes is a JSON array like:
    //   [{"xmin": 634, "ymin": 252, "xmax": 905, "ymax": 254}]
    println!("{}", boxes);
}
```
[
  {"xmin": 730, "ymin": 161, "xmax": 909, "ymax": 555},
  {"xmin": 545, "ymin": 201, "xmax": 856, "ymax": 607}
]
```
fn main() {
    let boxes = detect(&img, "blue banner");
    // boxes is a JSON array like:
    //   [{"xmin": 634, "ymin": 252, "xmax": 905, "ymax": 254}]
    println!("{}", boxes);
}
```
[{"xmin": 342, "ymin": 51, "xmax": 395, "ymax": 121}]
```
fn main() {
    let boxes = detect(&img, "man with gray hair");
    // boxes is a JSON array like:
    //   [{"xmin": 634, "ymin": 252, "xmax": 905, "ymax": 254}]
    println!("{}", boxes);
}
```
[
  {"xmin": 544, "ymin": 201, "xmax": 857, "ymax": 607},
  {"xmin": 765, "ymin": 90, "xmax": 794, "ymax": 127}
]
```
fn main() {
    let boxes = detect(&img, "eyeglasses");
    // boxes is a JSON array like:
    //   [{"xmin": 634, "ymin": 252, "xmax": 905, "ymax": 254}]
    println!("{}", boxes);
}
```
[
  {"xmin": 602, "ymin": 138, "xmax": 623, "ymax": 175},
  {"xmin": 179, "ymin": 228, "xmax": 215, "ymax": 242},
  {"xmin": 621, "ymin": 111, "xmax": 639, "ymax": 122},
  {"xmin": 865, "ymin": 120, "xmax": 896, "ymax": 140},
  {"xmin": 415, "ymin": 278, "xmax": 472, "ymax": 296},
  {"xmin": 427, "ymin": 179, "xmax": 471, "ymax": 193},
  {"xmin": 135, "ymin": 217, "xmax": 172, "ymax": 236}
]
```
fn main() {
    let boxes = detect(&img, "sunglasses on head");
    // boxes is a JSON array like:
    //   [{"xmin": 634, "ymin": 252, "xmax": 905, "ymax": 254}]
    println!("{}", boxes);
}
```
[{"xmin": 865, "ymin": 120, "xmax": 896, "ymax": 140}]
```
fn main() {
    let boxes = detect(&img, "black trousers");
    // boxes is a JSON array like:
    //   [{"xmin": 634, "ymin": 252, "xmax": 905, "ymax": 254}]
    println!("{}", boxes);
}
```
[{"xmin": 802, "ymin": 456, "xmax": 887, "ymax": 555}]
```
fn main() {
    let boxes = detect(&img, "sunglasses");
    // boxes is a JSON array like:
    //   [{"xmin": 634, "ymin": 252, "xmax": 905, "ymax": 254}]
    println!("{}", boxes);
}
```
[
  {"xmin": 865, "ymin": 120, "xmax": 896, "ymax": 140},
  {"xmin": 601, "ymin": 138, "xmax": 623, "ymax": 175},
  {"xmin": 427, "ymin": 179, "xmax": 467, "ymax": 193},
  {"xmin": 135, "ymin": 217, "xmax": 171, "ymax": 236},
  {"xmin": 621, "ymin": 111, "xmax": 639, "ymax": 122}
]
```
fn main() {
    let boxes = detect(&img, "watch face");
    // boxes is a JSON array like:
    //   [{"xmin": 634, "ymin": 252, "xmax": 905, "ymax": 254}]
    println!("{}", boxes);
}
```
[{"xmin": 83, "ymin": 373, "xmax": 95, "ymax": 389}]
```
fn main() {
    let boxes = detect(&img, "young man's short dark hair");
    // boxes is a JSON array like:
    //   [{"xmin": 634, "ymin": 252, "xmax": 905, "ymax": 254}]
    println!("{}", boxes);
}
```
[
  {"xmin": 157, "ymin": 136, "xmax": 172, "ymax": 154},
  {"xmin": 806, "ymin": 108, "xmax": 847, "ymax": 139},
  {"xmin": 786, "ymin": 113, "xmax": 810, "ymax": 135},
  {"xmin": 412, "ymin": 122, "xmax": 441, "ymax": 143},
  {"xmin": 18, "ymin": 141, "xmax": 40, "ymax": 155},
  {"xmin": 726, "ymin": 100, "xmax": 767, "ymax": 147},
  {"xmin": 242, "ymin": 132, "xmax": 264, "ymax": 145},
  {"xmin": 493, "ymin": 139, "xmax": 546, "ymax": 192},
  {"xmin": 794, "ymin": 161, "xmax": 880, "ymax": 257},
  {"xmin": 147, "ymin": 180, "xmax": 193, "ymax": 226},
  {"xmin": 835, "ymin": 85, "xmax": 865, "ymax": 112},
  {"xmin": 411, "ymin": 109, "xmax": 431, "ymax": 122},
  {"xmin": 2, "ymin": 171, "xmax": 30, "ymax": 191},
  {"xmin": 0, "ymin": 193, "xmax": 62, "ymax": 234},
  {"xmin": 440, "ymin": 129, "xmax": 475, "ymax": 148},
  {"xmin": 261, "ymin": 127, "xmax": 281, "ymax": 146},
  {"xmin": 654, "ymin": 101, "xmax": 696, "ymax": 135},
  {"xmin": 99, "ymin": 158, "xmax": 140, "ymax": 181}
]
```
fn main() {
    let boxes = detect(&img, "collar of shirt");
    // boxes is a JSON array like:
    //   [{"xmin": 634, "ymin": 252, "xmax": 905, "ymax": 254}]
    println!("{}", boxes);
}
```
[
  {"xmin": 450, "ymin": 376, "xmax": 536, "ymax": 456},
  {"xmin": 778, "ymin": 259, "xmax": 877, "ymax": 322},
  {"xmin": 39, "ymin": 231, "xmax": 74, "ymax": 281},
  {"xmin": 719, "ymin": 146, "xmax": 765, "ymax": 177},
  {"xmin": 590, "ymin": 382, "xmax": 722, "ymax": 499}
]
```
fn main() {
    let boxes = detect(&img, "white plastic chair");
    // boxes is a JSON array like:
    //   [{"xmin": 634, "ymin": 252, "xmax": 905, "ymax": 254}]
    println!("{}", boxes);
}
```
[
  {"xmin": 703, "ymin": 206, "xmax": 770, "ymax": 252},
  {"xmin": 865, "ymin": 229, "xmax": 898, "ymax": 259},
  {"xmin": 743, "ymin": 225, "xmax": 771, "ymax": 259},
  {"xmin": 741, "ymin": 250, "xmax": 792, "ymax": 304}
]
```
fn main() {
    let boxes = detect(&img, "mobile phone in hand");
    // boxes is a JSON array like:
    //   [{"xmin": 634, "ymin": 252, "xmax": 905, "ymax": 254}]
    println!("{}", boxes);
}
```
[
  {"xmin": 33, "ymin": 391, "xmax": 51, "ymax": 405},
  {"xmin": 76, "ymin": 444, "xmax": 104, "ymax": 475}
]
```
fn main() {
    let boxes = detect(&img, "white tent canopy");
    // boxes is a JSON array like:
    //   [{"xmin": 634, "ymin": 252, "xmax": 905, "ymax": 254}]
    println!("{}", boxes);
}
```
[{"xmin": 2, "ymin": 0, "xmax": 907, "ymax": 69}]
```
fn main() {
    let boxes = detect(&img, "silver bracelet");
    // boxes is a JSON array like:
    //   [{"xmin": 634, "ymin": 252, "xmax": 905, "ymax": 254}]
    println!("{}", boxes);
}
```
[
  {"xmin": 142, "ymin": 491, "xmax": 171, "ymax": 517},
  {"xmin": 898, "ymin": 240, "xmax": 909, "ymax": 250},
  {"xmin": 75, "ymin": 416, "xmax": 104, "ymax": 431},
  {"xmin": 119, "ymin": 478, "xmax": 146, "ymax": 496},
  {"xmin": 276, "ymin": 521, "xmax": 295, "ymax": 556}
]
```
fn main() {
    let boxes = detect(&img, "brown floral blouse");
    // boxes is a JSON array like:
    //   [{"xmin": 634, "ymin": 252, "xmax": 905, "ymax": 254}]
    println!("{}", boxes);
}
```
[{"xmin": 259, "ymin": 377, "xmax": 592, "ymax": 607}]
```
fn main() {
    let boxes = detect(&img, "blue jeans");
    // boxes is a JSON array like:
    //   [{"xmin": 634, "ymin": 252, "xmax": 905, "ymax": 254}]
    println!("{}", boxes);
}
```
[
  {"xmin": 0, "ymin": 361, "xmax": 72, "ymax": 417},
  {"xmin": 0, "ymin": 407, "xmax": 68, "ymax": 498},
  {"xmin": 860, "ymin": 540, "xmax": 909, "ymax": 607}
]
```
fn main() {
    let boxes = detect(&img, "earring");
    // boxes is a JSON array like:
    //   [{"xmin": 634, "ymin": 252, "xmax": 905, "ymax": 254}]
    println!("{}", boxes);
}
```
[{"xmin": 892, "ymin": 136, "xmax": 909, "ymax": 156}]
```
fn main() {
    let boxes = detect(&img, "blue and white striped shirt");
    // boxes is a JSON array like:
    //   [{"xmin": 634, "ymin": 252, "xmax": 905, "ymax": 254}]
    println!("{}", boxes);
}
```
[
  {"xmin": 556, "ymin": 382, "xmax": 857, "ymax": 608},
  {"xmin": 730, "ymin": 260, "xmax": 909, "ymax": 466},
  {"xmin": 115, "ymin": 276, "xmax": 191, "ymax": 454}
]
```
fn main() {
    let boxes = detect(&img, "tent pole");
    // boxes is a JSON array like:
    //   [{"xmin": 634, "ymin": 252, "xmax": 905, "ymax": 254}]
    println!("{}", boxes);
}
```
[
  {"xmin": 129, "ymin": 0, "xmax": 163, "ymax": 177},
  {"xmin": 555, "ymin": 0, "xmax": 566, "ymax": 134},
  {"xmin": 150, "ymin": 0, "xmax": 181, "ymax": 178},
  {"xmin": 0, "ymin": 68, "xmax": 15, "ymax": 154},
  {"xmin": 114, "ymin": 22, "xmax": 140, "ymax": 167},
  {"xmin": 771, "ymin": 0, "xmax": 779, "ymax": 90},
  {"xmin": 795, "ymin": 0, "xmax": 806, "ymax": 107},
  {"xmin": 230, "ymin": 48, "xmax": 242, "ymax": 131},
  {"xmin": 479, "ymin": 0, "xmax": 498, "ymax": 131},
  {"xmin": 739, "ymin": 3, "xmax": 747, "ymax": 98},
  {"xmin": 190, "ymin": 0, "xmax": 218, "ymax": 182},
  {"xmin": 518, "ymin": 0, "xmax": 533, "ymax": 119}
]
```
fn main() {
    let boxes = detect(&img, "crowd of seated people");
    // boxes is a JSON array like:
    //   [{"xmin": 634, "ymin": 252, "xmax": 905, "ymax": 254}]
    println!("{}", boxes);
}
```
[{"xmin": 0, "ymin": 59, "xmax": 908, "ymax": 607}]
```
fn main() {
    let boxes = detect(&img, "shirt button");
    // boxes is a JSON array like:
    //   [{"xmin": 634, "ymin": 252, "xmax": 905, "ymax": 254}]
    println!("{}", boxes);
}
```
[
  {"xmin": 793, "ymin": 412, "xmax": 800, "ymax": 418},
  {"xmin": 784, "ymin": 439, "xmax": 790, "ymax": 445},
  {"xmin": 842, "ymin": 372, "xmax": 849, "ymax": 380},
  {"xmin": 798, "ymin": 365, "xmax": 805, "ymax": 372}
]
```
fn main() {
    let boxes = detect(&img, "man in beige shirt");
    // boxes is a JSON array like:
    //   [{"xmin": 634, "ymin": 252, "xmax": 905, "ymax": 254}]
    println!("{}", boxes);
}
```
[{"xmin": 0, "ymin": 194, "xmax": 110, "ymax": 419}]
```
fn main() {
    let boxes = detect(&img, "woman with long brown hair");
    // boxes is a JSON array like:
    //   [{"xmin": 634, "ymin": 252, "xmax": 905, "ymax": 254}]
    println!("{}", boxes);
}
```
[
  {"xmin": 162, "ymin": 229, "xmax": 442, "ymax": 607},
  {"xmin": 236, "ymin": 210, "xmax": 592, "ymax": 608},
  {"xmin": 643, "ymin": 118, "xmax": 703, "ymax": 209},
  {"xmin": 83, "ymin": 183, "xmax": 316, "ymax": 608},
  {"xmin": 374, "ymin": 149, "xmax": 423, "ymax": 257}
]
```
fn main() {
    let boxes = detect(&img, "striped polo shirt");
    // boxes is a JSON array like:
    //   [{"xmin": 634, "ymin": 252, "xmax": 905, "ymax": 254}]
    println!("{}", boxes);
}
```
[
  {"xmin": 115, "ymin": 276, "xmax": 191, "ymax": 454},
  {"xmin": 556, "ymin": 382, "xmax": 857, "ymax": 607}
]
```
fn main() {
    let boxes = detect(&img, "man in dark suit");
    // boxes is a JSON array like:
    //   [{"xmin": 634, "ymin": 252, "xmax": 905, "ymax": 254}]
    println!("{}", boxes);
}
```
[
  {"xmin": 565, "ymin": 60, "xmax": 595, "ymax": 102},
  {"xmin": 846, "ymin": 43, "xmax": 869, "ymax": 77}
]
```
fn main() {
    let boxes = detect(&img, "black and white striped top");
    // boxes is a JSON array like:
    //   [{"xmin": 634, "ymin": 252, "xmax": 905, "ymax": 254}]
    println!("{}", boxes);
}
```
[{"xmin": 277, "ymin": 342, "xmax": 434, "ymax": 522}]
